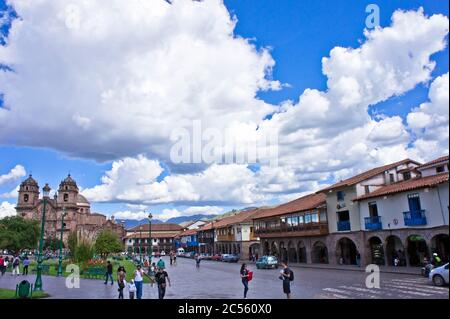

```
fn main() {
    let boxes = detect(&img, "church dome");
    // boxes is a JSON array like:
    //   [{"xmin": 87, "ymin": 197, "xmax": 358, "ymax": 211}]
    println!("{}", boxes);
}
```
[{"xmin": 77, "ymin": 194, "xmax": 90, "ymax": 205}]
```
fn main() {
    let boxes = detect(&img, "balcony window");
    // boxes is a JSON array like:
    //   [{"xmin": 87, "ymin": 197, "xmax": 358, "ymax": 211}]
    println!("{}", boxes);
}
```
[
  {"xmin": 320, "ymin": 211, "xmax": 327, "ymax": 222},
  {"xmin": 337, "ymin": 191, "xmax": 345, "ymax": 202},
  {"xmin": 298, "ymin": 215, "xmax": 304, "ymax": 224},
  {"xmin": 368, "ymin": 202, "xmax": 378, "ymax": 218},
  {"xmin": 304, "ymin": 214, "xmax": 312, "ymax": 224},
  {"xmin": 311, "ymin": 213, "xmax": 319, "ymax": 223},
  {"xmin": 365, "ymin": 216, "xmax": 382, "ymax": 230},
  {"xmin": 336, "ymin": 210, "xmax": 350, "ymax": 231}
]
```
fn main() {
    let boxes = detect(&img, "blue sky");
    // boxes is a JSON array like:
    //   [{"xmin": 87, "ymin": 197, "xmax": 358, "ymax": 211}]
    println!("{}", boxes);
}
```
[{"xmin": 0, "ymin": 0, "xmax": 448, "ymax": 219}]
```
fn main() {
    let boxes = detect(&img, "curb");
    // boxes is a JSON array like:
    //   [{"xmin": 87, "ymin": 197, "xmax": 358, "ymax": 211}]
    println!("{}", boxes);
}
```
[{"xmin": 237, "ymin": 261, "xmax": 420, "ymax": 276}]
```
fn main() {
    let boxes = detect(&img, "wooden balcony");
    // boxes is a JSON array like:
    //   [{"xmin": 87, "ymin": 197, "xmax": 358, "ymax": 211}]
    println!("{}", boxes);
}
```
[
  {"xmin": 217, "ymin": 234, "xmax": 234, "ymax": 242},
  {"xmin": 255, "ymin": 222, "xmax": 329, "ymax": 238}
]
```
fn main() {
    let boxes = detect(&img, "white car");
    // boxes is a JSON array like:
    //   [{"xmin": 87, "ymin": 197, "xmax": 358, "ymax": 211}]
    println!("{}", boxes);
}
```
[
  {"xmin": 429, "ymin": 263, "xmax": 449, "ymax": 286},
  {"xmin": 160, "ymin": 251, "xmax": 166, "ymax": 256}
]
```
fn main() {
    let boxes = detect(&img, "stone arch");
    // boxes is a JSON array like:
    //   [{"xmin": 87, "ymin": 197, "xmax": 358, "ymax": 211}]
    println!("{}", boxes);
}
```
[
  {"xmin": 271, "ymin": 241, "xmax": 279, "ymax": 257},
  {"xmin": 431, "ymin": 234, "xmax": 449, "ymax": 263},
  {"xmin": 386, "ymin": 235, "xmax": 406, "ymax": 266},
  {"xmin": 336, "ymin": 237, "xmax": 359, "ymax": 265},
  {"xmin": 280, "ymin": 241, "xmax": 288, "ymax": 263},
  {"xmin": 368, "ymin": 236, "xmax": 385, "ymax": 265},
  {"xmin": 406, "ymin": 234, "xmax": 429, "ymax": 267},
  {"xmin": 311, "ymin": 241, "xmax": 328, "ymax": 264},
  {"xmin": 249, "ymin": 243, "xmax": 260, "ymax": 259},
  {"xmin": 287, "ymin": 241, "xmax": 298, "ymax": 263},
  {"xmin": 298, "ymin": 240, "xmax": 307, "ymax": 263},
  {"xmin": 263, "ymin": 241, "xmax": 270, "ymax": 256}
]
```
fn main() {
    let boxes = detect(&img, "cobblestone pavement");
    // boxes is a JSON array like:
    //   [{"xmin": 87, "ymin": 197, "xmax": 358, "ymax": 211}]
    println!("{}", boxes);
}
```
[{"xmin": 0, "ymin": 257, "xmax": 447, "ymax": 299}]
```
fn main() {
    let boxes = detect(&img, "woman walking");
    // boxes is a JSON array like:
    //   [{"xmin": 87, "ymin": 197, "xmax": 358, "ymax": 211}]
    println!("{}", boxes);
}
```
[
  {"xmin": 240, "ymin": 263, "xmax": 250, "ymax": 299},
  {"xmin": 134, "ymin": 265, "xmax": 144, "ymax": 299},
  {"xmin": 117, "ymin": 266, "xmax": 126, "ymax": 299}
]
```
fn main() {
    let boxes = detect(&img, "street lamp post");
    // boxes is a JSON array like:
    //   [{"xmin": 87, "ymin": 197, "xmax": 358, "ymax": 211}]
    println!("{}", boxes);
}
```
[
  {"xmin": 139, "ymin": 226, "xmax": 143, "ymax": 265},
  {"xmin": 148, "ymin": 212, "xmax": 152, "ymax": 263},
  {"xmin": 34, "ymin": 183, "xmax": 51, "ymax": 291},
  {"xmin": 57, "ymin": 208, "xmax": 67, "ymax": 277}
]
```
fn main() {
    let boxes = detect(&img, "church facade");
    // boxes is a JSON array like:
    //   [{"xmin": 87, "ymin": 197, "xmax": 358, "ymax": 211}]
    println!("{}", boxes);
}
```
[{"xmin": 15, "ymin": 175, "xmax": 125, "ymax": 244}]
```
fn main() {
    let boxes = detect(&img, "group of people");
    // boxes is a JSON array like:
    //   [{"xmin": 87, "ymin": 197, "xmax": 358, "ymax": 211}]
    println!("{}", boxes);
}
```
[
  {"xmin": 104, "ymin": 257, "xmax": 171, "ymax": 300},
  {"xmin": 0, "ymin": 255, "xmax": 30, "ymax": 277},
  {"xmin": 240, "ymin": 262, "xmax": 294, "ymax": 299}
]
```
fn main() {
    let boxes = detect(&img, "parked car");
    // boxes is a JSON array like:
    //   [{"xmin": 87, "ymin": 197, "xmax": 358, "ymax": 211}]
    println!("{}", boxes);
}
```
[
  {"xmin": 200, "ymin": 253, "xmax": 212, "ymax": 260},
  {"xmin": 211, "ymin": 254, "xmax": 223, "ymax": 261},
  {"xmin": 256, "ymin": 256, "xmax": 279, "ymax": 269},
  {"xmin": 429, "ymin": 263, "xmax": 449, "ymax": 286},
  {"xmin": 222, "ymin": 254, "xmax": 239, "ymax": 263},
  {"xmin": 160, "ymin": 251, "xmax": 166, "ymax": 256}
]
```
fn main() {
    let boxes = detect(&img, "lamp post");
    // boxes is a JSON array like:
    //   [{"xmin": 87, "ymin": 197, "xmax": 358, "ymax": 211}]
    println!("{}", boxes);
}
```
[
  {"xmin": 139, "ymin": 225, "xmax": 143, "ymax": 265},
  {"xmin": 34, "ymin": 183, "xmax": 51, "ymax": 291},
  {"xmin": 57, "ymin": 208, "xmax": 67, "ymax": 277},
  {"xmin": 148, "ymin": 212, "xmax": 152, "ymax": 263}
]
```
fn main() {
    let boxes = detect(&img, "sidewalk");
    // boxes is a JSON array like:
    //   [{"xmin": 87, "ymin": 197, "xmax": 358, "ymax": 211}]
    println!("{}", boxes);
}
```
[{"xmin": 240, "ymin": 261, "xmax": 421, "ymax": 275}]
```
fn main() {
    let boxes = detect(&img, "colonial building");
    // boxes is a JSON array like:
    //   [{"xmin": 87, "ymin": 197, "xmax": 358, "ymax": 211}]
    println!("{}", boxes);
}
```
[
  {"xmin": 354, "ymin": 155, "xmax": 449, "ymax": 267},
  {"xmin": 125, "ymin": 223, "xmax": 182, "ymax": 254},
  {"xmin": 253, "ymin": 193, "xmax": 328, "ymax": 264},
  {"xmin": 214, "ymin": 209, "xmax": 260, "ymax": 259},
  {"xmin": 317, "ymin": 157, "xmax": 449, "ymax": 267},
  {"xmin": 16, "ymin": 175, "xmax": 125, "ymax": 243},
  {"xmin": 174, "ymin": 228, "xmax": 199, "ymax": 253},
  {"xmin": 197, "ymin": 222, "xmax": 215, "ymax": 254}
]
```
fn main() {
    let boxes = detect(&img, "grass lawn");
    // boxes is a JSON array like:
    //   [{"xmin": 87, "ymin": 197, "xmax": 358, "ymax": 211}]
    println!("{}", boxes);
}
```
[
  {"xmin": 6, "ymin": 259, "xmax": 152, "ymax": 283},
  {"xmin": 0, "ymin": 288, "xmax": 50, "ymax": 299}
]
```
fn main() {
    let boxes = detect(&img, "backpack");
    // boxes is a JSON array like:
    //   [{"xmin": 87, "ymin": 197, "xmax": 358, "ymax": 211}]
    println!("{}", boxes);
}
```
[{"xmin": 289, "ymin": 270, "xmax": 294, "ymax": 281}]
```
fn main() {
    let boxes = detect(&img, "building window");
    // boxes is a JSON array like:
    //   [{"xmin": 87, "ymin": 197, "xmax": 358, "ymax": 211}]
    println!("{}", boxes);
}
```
[
  {"xmin": 63, "ymin": 193, "xmax": 69, "ymax": 202},
  {"xmin": 368, "ymin": 202, "xmax": 378, "ymax": 217},
  {"xmin": 336, "ymin": 191, "xmax": 345, "ymax": 201},
  {"xmin": 24, "ymin": 194, "xmax": 29, "ymax": 202},
  {"xmin": 403, "ymin": 171, "xmax": 411, "ymax": 181},
  {"xmin": 407, "ymin": 193, "xmax": 421, "ymax": 212},
  {"xmin": 304, "ymin": 214, "xmax": 312, "ymax": 224},
  {"xmin": 436, "ymin": 165, "xmax": 445, "ymax": 173},
  {"xmin": 364, "ymin": 185, "xmax": 370, "ymax": 194},
  {"xmin": 311, "ymin": 213, "xmax": 319, "ymax": 223},
  {"xmin": 389, "ymin": 174, "xmax": 395, "ymax": 183}
]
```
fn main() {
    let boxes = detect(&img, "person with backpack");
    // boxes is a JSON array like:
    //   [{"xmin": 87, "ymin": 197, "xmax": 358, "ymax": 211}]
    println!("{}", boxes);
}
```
[
  {"xmin": 11, "ymin": 255, "xmax": 20, "ymax": 276},
  {"xmin": 279, "ymin": 262, "xmax": 293, "ymax": 299},
  {"xmin": 157, "ymin": 257, "xmax": 165, "ymax": 270},
  {"xmin": 104, "ymin": 260, "xmax": 114, "ymax": 285},
  {"xmin": 240, "ymin": 263, "xmax": 252, "ymax": 299}
]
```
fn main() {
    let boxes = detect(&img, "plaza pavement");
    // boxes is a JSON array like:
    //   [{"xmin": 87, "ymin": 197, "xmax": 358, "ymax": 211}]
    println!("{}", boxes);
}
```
[{"xmin": 0, "ymin": 256, "xmax": 447, "ymax": 299}]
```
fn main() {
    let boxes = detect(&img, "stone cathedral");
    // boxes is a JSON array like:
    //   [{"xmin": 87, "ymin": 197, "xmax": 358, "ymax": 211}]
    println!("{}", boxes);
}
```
[{"xmin": 16, "ymin": 174, "xmax": 125, "ymax": 243}]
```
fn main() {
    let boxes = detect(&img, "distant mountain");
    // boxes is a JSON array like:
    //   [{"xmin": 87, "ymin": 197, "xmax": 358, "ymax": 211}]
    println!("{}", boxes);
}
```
[
  {"xmin": 116, "ymin": 218, "xmax": 164, "ymax": 229},
  {"xmin": 165, "ymin": 214, "xmax": 218, "ymax": 224}
]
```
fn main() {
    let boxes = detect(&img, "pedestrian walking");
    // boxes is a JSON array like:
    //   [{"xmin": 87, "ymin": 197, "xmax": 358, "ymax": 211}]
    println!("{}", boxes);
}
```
[
  {"xmin": 240, "ymin": 263, "xmax": 251, "ymax": 299},
  {"xmin": 128, "ymin": 279, "xmax": 136, "ymax": 299},
  {"xmin": 3, "ymin": 257, "xmax": 9, "ymax": 275},
  {"xmin": 134, "ymin": 265, "xmax": 144, "ymax": 299},
  {"xmin": 195, "ymin": 254, "xmax": 201, "ymax": 268},
  {"xmin": 157, "ymin": 257, "xmax": 165, "ymax": 270},
  {"xmin": 279, "ymin": 262, "xmax": 294, "ymax": 299},
  {"xmin": 169, "ymin": 251, "xmax": 173, "ymax": 266},
  {"xmin": 155, "ymin": 267, "xmax": 171, "ymax": 299},
  {"xmin": 104, "ymin": 260, "xmax": 114, "ymax": 285},
  {"xmin": 117, "ymin": 266, "xmax": 126, "ymax": 299},
  {"xmin": 0, "ymin": 256, "xmax": 5, "ymax": 276},
  {"xmin": 12, "ymin": 255, "xmax": 20, "ymax": 276},
  {"xmin": 22, "ymin": 256, "xmax": 30, "ymax": 275},
  {"xmin": 173, "ymin": 254, "xmax": 177, "ymax": 266},
  {"xmin": 356, "ymin": 253, "xmax": 361, "ymax": 267}
]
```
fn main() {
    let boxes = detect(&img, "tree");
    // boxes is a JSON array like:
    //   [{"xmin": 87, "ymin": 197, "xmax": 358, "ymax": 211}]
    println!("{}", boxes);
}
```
[
  {"xmin": 67, "ymin": 231, "xmax": 78, "ymax": 261},
  {"xmin": 75, "ymin": 240, "xmax": 94, "ymax": 264},
  {"xmin": 94, "ymin": 230, "xmax": 123, "ymax": 259},
  {"xmin": 0, "ymin": 216, "xmax": 39, "ymax": 254},
  {"xmin": 44, "ymin": 237, "xmax": 64, "ymax": 251}
]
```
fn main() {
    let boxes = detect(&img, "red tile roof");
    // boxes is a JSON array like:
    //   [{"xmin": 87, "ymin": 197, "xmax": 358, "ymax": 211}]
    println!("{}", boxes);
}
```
[
  {"xmin": 175, "ymin": 228, "xmax": 198, "ymax": 237},
  {"xmin": 213, "ymin": 209, "xmax": 261, "ymax": 229},
  {"xmin": 253, "ymin": 193, "xmax": 326, "ymax": 220},
  {"xmin": 417, "ymin": 155, "xmax": 449, "ymax": 169},
  {"xmin": 125, "ymin": 232, "xmax": 180, "ymax": 239},
  {"xmin": 319, "ymin": 159, "xmax": 421, "ymax": 192},
  {"xmin": 354, "ymin": 173, "xmax": 449, "ymax": 201},
  {"xmin": 128, "ymin": 223, "xmax": 182, "ymax": 232}
]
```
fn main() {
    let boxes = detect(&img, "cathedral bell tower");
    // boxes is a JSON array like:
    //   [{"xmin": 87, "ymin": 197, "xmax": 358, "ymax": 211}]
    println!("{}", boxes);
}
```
[
  {"xmin": 57, "ymin": 174, "xmax": 79, "ymax": 206},
  {"xmin": 17, "ymin": 175, "xmax": 40, "ymax": 207}
]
